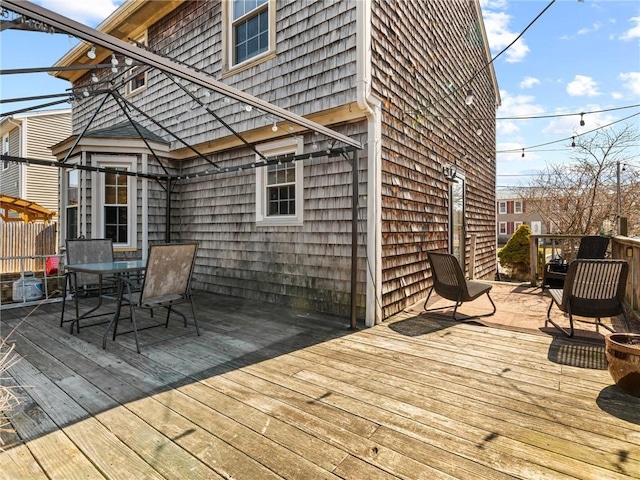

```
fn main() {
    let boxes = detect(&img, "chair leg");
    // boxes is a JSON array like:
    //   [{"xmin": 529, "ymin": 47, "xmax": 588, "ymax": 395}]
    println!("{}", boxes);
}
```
[
  {"xmin": 60, "ymin": 273, "xmax": 69, "ymax": 327},
  {"xmin": 190, "ymin": 297, "xmax": 200, "ymax": 336},
  {"xmin": 452, "ymin": 291, "xmax": 496, "ymax": 321},
  {"xmin": 546, "ymin": 299, "xmax": 574, "ymax": 337}
]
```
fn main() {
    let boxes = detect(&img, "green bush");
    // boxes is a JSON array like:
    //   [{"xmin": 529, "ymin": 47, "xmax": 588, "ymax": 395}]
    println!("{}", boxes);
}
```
[{"xmin": 498, "ymin": 224, "xmax": 531, "ymax": 279}]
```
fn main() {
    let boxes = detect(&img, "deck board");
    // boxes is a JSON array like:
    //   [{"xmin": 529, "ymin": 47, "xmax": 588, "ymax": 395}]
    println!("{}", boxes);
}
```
[{"xmin": 1, "ymin": 285, "xmax": 639, "ymax": 479}]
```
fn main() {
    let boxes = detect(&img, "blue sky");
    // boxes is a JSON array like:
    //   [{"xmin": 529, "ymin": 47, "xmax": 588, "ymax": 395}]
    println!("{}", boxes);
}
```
[{"xmin": 1, "ymin": 0, "xmax": 639, "ymax": 188}]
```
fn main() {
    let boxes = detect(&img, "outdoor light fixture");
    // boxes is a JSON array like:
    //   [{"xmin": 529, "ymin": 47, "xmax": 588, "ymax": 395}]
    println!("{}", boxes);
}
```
[
  {"xmin": 111, "ymin": 54, "xmax": 119, "ymax": 66},
  {"xmin": 521, "ymin": 148, "xmax": 525, "ymax": 158},
  {"xmin": 464, "ymin": 89, "xmax": 474, "ymax": 106},
  {"xmin": 91, "ymin": 73, "xmax": 99, "ymax": 83},
  {"xmin": 87, "ymin": 46, "xmax": 96, "ymax": 59},
  {"xmin": 272, "ymin": 122, "xmax": 278, "ymax": 132},
  {"xmin": 124, "ymin": 57, "xmax": 133, "ymax": 66},
  {"xmin": 82, "ymin": 89, "xmax": 90, "ymax": 97},
  {"xmin": 571, "ymin": 136, "xmax": 576, "ymax": 147},
  {"xmin": 111, "ymin": 66, "xmax": 118, "ymax": 73},
  {"xmin": 580, "ymin": 112, "xmax": 585, "ymax": 126},
  {"xmin": 244, "ymin": 104, "xmax": 252, "ymax": 112}
]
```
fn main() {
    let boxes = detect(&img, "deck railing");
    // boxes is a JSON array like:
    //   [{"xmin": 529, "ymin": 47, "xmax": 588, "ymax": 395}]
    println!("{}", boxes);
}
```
[
  {"xmin": 529, "ymin": 234, "xmax": 640, "ymax": 315},
  {"xmin": 0, "ymin": 253, "xmax": 66, "ymax": 309}
]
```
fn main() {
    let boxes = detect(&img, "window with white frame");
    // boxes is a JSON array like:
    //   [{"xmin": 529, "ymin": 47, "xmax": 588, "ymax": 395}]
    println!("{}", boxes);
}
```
[
  {"xmin": 498, "ymin": 201, "xmax": 506, "ymax": 214},
  {"xmin": 65, "ymin": 168, "xmax": 79, "ymax": 240},
  {"xmin": 499, "ymin": 222, "xmax": 507, "ymax": 234},
  {"xmin": 94, "ymin": 156, "xmax": 137, "ymax": 247},
  {"xmin": 228, "ymin": 0, "xmax": 274, "ymax": 67},
  {"xmin": 2, "ymin": 134, "xmax": 9, "ymax": 169},
  {"xmin": 514, "ymin": 221, "xmax": 523, "ymax": 231},
  {"xmin": 514, "ymin": 200, "xmax": 523, "ymax": 214},
  {"xmin": 255, "ymin": 137, "xmax": 303, "ymax": 226},
  {"xmin": 125, "ymin": 32, "xmax": 148, "ymax": 96}
]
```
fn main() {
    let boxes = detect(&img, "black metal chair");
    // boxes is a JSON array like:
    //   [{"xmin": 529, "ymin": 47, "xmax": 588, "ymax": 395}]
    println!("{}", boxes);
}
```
[
  {"xmin": 542, "ymin": 235, "xmax": 610, "ymax": 290},
  {"xmin": 108, "ymin": 242, "xmax": 200, "ymax": 353},
  {"xmin": 546, "ymin": 259, "xmax": 629, "ymax": 337},
  {"xmin": 61, "ymin": 238, "xmax": 116, "ymax": 333},
  {"xmin": 424, "ymin": 251, "xmax": 496, "ymax": 321}
]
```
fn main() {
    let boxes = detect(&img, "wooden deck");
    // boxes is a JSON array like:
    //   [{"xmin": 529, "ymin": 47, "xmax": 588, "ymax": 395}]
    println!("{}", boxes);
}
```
[{"xmin": 1, "ymin": 284, "xmax": 639, "ymax": 479}]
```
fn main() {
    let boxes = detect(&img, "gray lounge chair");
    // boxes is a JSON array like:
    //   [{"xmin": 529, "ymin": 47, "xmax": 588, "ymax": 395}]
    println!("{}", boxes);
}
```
[
  {"xmin": 546, "ymin": 259, "xmax": 629, "ymax": 337},
  {"xmin": 424, "ymin": 251, "xmax": 496, "ymax": 321}
]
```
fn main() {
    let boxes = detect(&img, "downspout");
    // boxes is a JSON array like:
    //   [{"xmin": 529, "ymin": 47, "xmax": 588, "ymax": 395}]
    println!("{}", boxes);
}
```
[{"xmin": 356, "ymin": 0, "xmax": 383, "ymax": 326}]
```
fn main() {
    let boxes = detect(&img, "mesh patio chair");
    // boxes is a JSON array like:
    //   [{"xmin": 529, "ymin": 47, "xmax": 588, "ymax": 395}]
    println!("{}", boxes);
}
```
[
  {"xmin": 61, "ymin": 237, "xmax": 116, "ymax": 333},
  {"xmin": 107, "ymin": 242, "xmax": 200, "ymax": 353},
  {"xmin": 424, "ymin": 251, "xmax": 496, "ymax": 321},
  {"xmin": 546, "ymin": 259, "xmax": 629, "ymax": 338},
  {"xmin": 542, "ymin": 235, "xmax": 610, "ymax": 290}
]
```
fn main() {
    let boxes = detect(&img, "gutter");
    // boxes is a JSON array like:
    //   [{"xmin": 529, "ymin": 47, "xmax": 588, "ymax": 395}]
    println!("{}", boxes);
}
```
[{"xmin": 356, "ymin": 0, "xmax": 383, "ymax": 326}]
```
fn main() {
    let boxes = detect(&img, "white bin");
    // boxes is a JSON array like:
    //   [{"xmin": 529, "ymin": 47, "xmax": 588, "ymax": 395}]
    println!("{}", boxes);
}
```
[{"xmin": 12, "ymin": 272, "xmax": 43, "ymax": 302}]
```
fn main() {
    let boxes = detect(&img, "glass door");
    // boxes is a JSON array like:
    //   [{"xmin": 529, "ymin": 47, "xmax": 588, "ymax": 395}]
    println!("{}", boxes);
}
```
[{"xmin": 449, "ymin": 175, "xmax": 466, "ymax": 267}]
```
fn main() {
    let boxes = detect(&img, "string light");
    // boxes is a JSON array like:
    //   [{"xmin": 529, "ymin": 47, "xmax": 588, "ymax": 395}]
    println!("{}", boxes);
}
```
[
  {"xmin": 271, "ymin": 122, "xmax": 278, "ymax": 132},
  {"xmin": 464, "ymin": 89, "xmax": 474, "ymax": 106},
  {"xmin": 571, "ymin": 136, "xmax": 576, "ymax": 148},
  {"xmin": 91, "ymin": 73, "xmax": 99, "ymax": 83},
  {"xmin": 521, "ymin": 148, "xmax": 525, "ymax": 158},
  {"xmin": 124, "ymin": 57, "xmax": 133, "ymax": 66},
  {"xmin": 87, "ymin": 46, "xmax": 96, "ymax": 59},
  {"xmin": 111, "ymin": 54, "xmax": 119, "ymax": 66},
  {"xmin": 579, "ymin": 112, "xmax": 585, "ymax": 126}
]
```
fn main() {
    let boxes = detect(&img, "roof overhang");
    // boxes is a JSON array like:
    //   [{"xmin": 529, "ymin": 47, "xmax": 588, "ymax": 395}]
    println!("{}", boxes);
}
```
[{"xmin": 52, "ymin": 0, "xmax": 183, "ymax": 83}]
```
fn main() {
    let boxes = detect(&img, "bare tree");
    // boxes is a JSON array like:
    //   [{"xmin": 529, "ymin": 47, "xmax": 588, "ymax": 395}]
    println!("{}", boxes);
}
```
[{"xmin": 518, "ymin": 124, "xmax": 640, "ymax": 236}]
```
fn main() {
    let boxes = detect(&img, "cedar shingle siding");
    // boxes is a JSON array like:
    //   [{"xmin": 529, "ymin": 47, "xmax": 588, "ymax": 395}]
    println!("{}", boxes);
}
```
[{"xmin": 55, "ymin": 0, "xmax": 497, "ymax": 324}]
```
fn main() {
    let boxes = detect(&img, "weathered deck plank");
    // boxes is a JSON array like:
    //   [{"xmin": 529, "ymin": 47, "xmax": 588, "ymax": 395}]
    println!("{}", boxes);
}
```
[{"xmin": 1, "ymin": 286, "xmax": 639, "ymax": 479}]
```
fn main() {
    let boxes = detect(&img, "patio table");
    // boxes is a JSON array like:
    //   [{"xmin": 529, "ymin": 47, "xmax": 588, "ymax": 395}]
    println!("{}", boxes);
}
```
[{"xmin": 64, "ymin": 260, "xmax": 146, "ymax": 340}]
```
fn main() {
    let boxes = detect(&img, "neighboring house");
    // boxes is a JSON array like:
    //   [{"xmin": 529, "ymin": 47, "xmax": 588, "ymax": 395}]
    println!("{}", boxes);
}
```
[
  {"xmin": 496, "ymin": 190, "xmax": 546, "ymax": 245},
  {"xmin": 49, "ymin": 0, "xmax": 499, "ymax": 325},
  {"xmin": 0, "ymin": 109, "xmax": 72, "ymax": 217}
]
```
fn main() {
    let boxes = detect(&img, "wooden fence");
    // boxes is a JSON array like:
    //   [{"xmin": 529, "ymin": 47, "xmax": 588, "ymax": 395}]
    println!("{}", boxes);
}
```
[{"xmin": 0, "ymin": 222, "xmax": 58, "ymax": 274}]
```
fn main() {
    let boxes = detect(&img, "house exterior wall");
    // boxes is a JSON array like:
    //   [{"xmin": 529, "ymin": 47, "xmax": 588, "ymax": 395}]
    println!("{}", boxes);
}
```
[
  {"xmin": 0, "ymin": 110, "xmax": 71, "ymax": 215},
  {"xmin": 1, "ymin": 128, "xmax": 21, "ymax": 198},
  {"xmin": 55, "ymin": 0, "xmax": 497, "ymax": 322},
  {"xmin": 496, "ymin": 196, "xmax": 547, "ymax": 245},
  {"xmin": 371, "ymin": 0, "xmax": 498, "ymax": 317}
]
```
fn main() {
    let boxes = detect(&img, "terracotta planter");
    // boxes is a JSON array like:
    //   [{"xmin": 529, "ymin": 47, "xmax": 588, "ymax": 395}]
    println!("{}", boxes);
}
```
[{"xmin": 605, "ymin": 333, "xmax": 640, "ymax": 397}]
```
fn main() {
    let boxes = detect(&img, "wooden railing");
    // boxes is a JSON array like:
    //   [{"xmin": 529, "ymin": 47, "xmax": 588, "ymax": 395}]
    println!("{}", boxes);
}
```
[{"xmin": 529, "ymin": 234, "xmax": 640, "ymax": 315}]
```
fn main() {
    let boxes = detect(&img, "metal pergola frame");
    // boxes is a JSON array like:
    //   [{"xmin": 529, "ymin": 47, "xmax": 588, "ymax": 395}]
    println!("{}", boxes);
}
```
[{"xmin": 0, "ymin": 0, "xmax": 362, "ymax": 327}]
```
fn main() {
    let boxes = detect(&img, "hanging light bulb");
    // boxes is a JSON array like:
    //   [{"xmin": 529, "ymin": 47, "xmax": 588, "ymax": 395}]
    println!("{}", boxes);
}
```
[
  {"xmin": 464, "ymin": 89, "xmax": 474, "ymax": 106},
  {"xmin": 82, "ymin": 88, "xmax": 90, "ymax": 97},
  {"xmin": 571, "ymin": 136, "xmax": 576, "ymax": 148},
  {"xmin": 91, "ymin": 73, "xmax": 99, "ymax": 83},
  {"xmin": 476, "ymin": 128, "xmax": 483, "ymax": 136},
  {"xmin": 579, "ymin": 112, "xmax": 585, "ymax": 126},
  {"xmin": 272, "ymin": 122, "xmax": 278, "ymax": 132},
  {"xmin": 111, "ymin": 54, "xmax": 119, "ymax": 66},
  {"xmin": 87, "ymin": 46, "xmax": 96, "ymax": 59},
  {"xmin": 521, "ymin": 148, "xmax": 525, "ymax": 158},
  {"xmin": 124, "ymin": 57, "xmax": 133, "ymax": 66},
  {"xmin": 244, "ymin": 104, "xmax": 252, "ymax": 112},
  {"xmin": 111, "ymin": 66, "xmax": 118, "ymax": 73}
]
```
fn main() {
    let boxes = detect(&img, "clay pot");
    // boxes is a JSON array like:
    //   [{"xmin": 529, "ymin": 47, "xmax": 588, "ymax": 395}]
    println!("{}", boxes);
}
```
[{"xmin": 605, "ymin": 333, "xmax": 640, "ymax": 397}]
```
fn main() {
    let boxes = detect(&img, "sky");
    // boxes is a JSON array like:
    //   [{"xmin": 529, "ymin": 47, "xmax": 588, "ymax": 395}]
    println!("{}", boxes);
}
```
[{"xmin": 1, "ymin": 0, "xmax": 639, "ymax": 189}]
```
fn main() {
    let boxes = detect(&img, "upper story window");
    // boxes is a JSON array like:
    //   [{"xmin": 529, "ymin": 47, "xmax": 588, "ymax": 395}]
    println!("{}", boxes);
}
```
[
  {"xmin": 498, "ymin": 201, "xmax": 506, "ymax": 214},
  {"xmin": 226, "ymin": 0, "xmax": 275, "ymax": 70},
  {"xmin": 514, "ymin": 200, "xmax": 523, "ymax": 214},
  {"xmin": 499, "ymin": 222, "xmax": 507, "ymax": 234},
  {"xmin": 125, "ymin": 32, "xmax": 148, "ymax": 96},
  {"xmin": 255, "ymin": 137, "xmax": 303, "ymax": 226}
]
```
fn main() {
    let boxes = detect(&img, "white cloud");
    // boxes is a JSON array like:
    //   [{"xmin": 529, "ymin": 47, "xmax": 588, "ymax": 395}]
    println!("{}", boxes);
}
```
[
  {"xmin": 38, "ymin": 0, "xmax": 123, "ymax": 26},
  {"xmin": 577, "ymin": 22, "xmax": 602, "ymax": 35},
  {"xmin": 611, "ymin": 91, "xmax": 624, "ymax": 100},
  {"xmin": 566, "ymin": 75, "xmax": 600, "ymax": 97},
  {"xmin": 620, "ymin": 16, "xmax": 640, "ymax": 41},
  {"xmin": 496, "ymin": 90, "xmax": 545, "ymax": 136},
  {"xmin": 520, "ymin": 76, "xmax": 540, "ymax": 89},
  {"xmin": 482, "ymin": 10, "xmax": 529, "ymax": 63},
  {"xmin": 619, "ymin": 72, "xmax": 640, "ymax": 96}
]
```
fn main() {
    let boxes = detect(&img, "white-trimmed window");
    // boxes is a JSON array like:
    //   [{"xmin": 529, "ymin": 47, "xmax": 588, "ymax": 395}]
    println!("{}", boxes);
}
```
[
  {"xmin": 65, "ymin": 168, "xmax": 80, "ymax": 240},
  {"xmin": 2, "ymin": 134, "xmax": 9, "ymax": 169},
  {"xmin": 125, "ymin": 32, "xmax": 148, "ymax": 96},
  {"xmin": 94, "ymin": 156, "xmax": 137, "ymax": 248},
  {"xmin": 514, "ymin": 221, "xmax": 523, "ymax": 231},
  {"xmin": 255, "ymin": 137, "xmax": 303, "ymax": 226},
  {"xmin": 499, "ymin": 222, "xmax": 507, "ymax": 234},
  {"xmin": 498, "ymin": 201, "xmax": 506, "ymax": 214},
  {"xmin": 514, "ymin": 200, "xmax": 523, "ymax": 214},
  {"xmin": 228, "ymin": 0, "xmax": 275, "ymax": 68}
]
